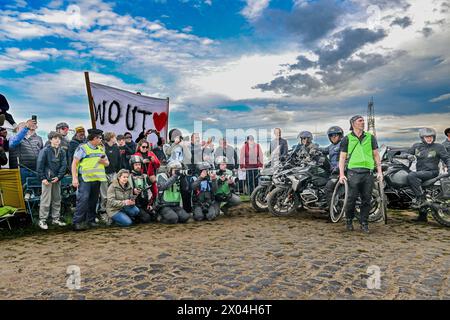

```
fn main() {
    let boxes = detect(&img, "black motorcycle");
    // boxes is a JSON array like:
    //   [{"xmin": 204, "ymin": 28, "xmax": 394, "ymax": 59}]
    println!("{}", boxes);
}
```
[
  {"xmin": 250, "ymin": 164, "xmax": 277, "ymax": 212},
  {"xmin": 266, "ymin": 153, "xmax": 331, "ymax": 217},
  {"xmin": 250, "ymin": 149, "xmax": 296, "ymax": 212},
  {"xmin": 381, "ymin": 149, "xmax": 450, "ymax": 227}
]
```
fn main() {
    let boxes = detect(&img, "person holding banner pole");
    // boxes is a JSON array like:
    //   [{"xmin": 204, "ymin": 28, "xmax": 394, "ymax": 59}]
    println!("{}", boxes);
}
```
[{"xmin": 72, "ymin": 129, "xmax": 109, "ymax": 231}]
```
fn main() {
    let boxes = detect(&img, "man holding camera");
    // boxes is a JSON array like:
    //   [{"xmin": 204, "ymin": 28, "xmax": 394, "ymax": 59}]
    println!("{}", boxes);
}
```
[
  {"xmin": 191, "ymin": 162, "xmax": 219, "ymax": 221},
  {"xmin": 155, "ymin": 160, "xmax": 190, "ymax": 224},
  {"xmin": 72, "ymin": 128, "xmax": 109, "ymax": 231},
  {"xmin": 214, "ymin": 156, "xmax": 241, "ymax": 215},
  {"xmin": 128, "ymin": 155, "xmax": 154, "ymax": 223}
]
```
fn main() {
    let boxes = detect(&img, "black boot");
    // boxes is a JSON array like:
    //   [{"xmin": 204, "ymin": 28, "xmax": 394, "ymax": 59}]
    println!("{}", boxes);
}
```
[
  {"xmin": 346, "ymin": 220, "xmax": 354, "ymax": 231},
  {"xmin": 73, "ymin": 223, "xmax": 87, "ymax": 231},
  {"xmin": 412, "ymin": 210, "xmax": 428, "ymax": 222},
  {"xmin": 361, "ymin": 223, "xmax": 370, "ymax": 234}
]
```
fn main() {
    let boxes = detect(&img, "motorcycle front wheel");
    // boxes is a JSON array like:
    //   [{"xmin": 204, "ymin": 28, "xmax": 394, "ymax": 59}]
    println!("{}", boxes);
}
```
[
  {"xmin": 424, "ymin": 202, "xmax": 450, "ymax": 227},
  {"xmin": 251, "ymin": 185, "xmax": 271, "ymax": 212},
  {"xmin": 267, "ymin": 187, "xmax": 300, "ymax": 217},
  {"xmin": 330, "ymin": 180, "xmax": 348, "ymax": 223}
]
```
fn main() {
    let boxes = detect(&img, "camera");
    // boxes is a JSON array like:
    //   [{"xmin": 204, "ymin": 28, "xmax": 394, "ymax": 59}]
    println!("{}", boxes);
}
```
[
  {"xmin": 207, "ymin": 170, "xmax": 217, "ymax": 175},
  {"xmin": 174, "ymin": 169, "xmax": 192, "ymax": 176}
]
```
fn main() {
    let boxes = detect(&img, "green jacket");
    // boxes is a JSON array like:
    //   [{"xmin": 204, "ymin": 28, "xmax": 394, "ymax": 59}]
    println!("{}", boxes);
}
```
[{"xmin": 106, "ymin": 176, "xmax": 134, "ymax": 218}]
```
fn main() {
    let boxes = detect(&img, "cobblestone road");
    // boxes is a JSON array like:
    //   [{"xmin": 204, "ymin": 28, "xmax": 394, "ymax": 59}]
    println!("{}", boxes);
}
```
[{"xmin": 0, "ymin": 203, "xmax": 449, "ymax": 299}]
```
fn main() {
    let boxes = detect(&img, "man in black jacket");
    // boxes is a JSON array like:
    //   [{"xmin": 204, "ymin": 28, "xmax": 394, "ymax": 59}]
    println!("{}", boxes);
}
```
[
  {"xmin": 269, "ymin": 128, "xmax": 288, "ymax": 161},
  {"xmin": 68, "ymin": 126, "xmax": 86, "ymax": 168},
  {"xmin": 36, "ymin": 132, "xmax": 67, "ymax": 229},
  {"xmin": 443, "ymin": 128, "xmax": 450, "ymax": 154},
  {"xmin": 403, "ymin": 128, "xmax": 450, "ymax": 220}
]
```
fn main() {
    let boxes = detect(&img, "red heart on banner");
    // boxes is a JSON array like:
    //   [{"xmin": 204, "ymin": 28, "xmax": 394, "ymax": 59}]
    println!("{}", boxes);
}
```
[{"xmin": 153, "ymin": 112, "xmax": 168, "ymax": 132}]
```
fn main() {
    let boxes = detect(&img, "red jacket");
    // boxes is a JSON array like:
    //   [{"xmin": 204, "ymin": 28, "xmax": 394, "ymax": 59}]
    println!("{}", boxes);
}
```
[
  {"xmin": 134, "ymin": 151, "xmax": 160, "ymax": 176},
  {"xmin": 239, "ymin": 142, "xmax": 263, "ymax": 169}
]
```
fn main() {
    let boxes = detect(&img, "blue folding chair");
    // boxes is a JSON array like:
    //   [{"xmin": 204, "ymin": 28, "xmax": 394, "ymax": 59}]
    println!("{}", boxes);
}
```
[{"xmin": 23, "ymin": 176, "xmax": 42, "ymax": 223}]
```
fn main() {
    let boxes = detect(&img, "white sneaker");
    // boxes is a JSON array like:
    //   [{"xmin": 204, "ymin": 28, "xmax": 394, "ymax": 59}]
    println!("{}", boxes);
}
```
[
  {"xmin": 95, "ymin": 217, "xmax": 99, "ymax": 223},
  {"xmin": 52, "ymin": 219, "xmax": 66, "ymax": 227},
  {"xmin": 38, "ymin": 220, "xmax": 48, "ymax": 230}
]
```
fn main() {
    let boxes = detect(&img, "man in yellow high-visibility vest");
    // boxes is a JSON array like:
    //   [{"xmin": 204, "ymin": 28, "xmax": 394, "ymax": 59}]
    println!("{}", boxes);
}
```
[{"xmin": 71, "ymin": 128, "xmax": 109, "ymax": 231}]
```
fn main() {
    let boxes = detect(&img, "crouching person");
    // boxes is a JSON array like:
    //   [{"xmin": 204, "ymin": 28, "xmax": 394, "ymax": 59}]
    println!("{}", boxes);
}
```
[
  {"xmin": 156, "ymin": 161, "xmax": 190, "ymax": 224},
  {"xmin": 106, "ymin": 169, "xmax": 140, "ymax": 227},
  {"xmin": 214, "ymin": 156, "xmax": 241, "ymax": 215},
  {"xmin": 191, "ymin": 162, "xmax": 219, "ymax": 221},
  {"xmin": 36, "ymin": 131, "xmax": 67, "ymax": 230},
  {"xmin": 128, "ymin": 155, "xmax": 155, "ymax": 223}
]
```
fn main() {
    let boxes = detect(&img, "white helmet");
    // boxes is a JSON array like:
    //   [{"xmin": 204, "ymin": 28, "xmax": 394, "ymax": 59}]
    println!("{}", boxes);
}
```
[
  {"xmin": 419, "ymin": 128, "xmax": 436, "ymax": 144},
  {"xmin": 167, "ymin": 160, "xmax": 182, "ymax": 170}
]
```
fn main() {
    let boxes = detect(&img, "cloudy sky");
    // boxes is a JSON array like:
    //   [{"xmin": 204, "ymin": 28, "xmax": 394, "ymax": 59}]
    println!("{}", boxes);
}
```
[{"xmin": 0, "ymin": 0, "xmax": 449, "ymax": 148}]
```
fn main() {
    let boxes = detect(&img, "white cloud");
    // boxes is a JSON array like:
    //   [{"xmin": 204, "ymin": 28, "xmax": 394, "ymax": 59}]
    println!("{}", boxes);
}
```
[
  {"xmin": 241, "ymin": 0, "xmax": 270, "ymax": 21},
  {"xmin": 7, "ymin": 69, "xmax": 143, "ymax": 104},
  {"xmin": 184, "ymin": 52, "xmax": 299, "ymax": 101},
  {"xmin": 430, "ymin": 93, "xmax": 450, "ymax": 103}
]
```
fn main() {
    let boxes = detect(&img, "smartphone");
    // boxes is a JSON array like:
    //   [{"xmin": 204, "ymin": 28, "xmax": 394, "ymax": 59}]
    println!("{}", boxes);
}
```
[{"xmin": 31, "ymin": 115, "xmax": 37, "ymax": 123}]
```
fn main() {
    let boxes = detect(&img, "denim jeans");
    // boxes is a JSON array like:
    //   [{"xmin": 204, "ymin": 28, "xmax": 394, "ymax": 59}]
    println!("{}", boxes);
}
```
[
  {"xmin": 20, "ymin": 167, "xmax": 37, "ymax": 187},
  {"xmin": 112, "ymin": 205, "xmax": 140, "ymax": 227}
]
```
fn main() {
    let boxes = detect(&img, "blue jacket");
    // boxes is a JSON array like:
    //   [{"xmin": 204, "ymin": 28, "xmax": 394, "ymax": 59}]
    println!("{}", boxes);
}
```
[
  {"xmin": 320, "ymin": 141, "xmax": 341, "ymax": 173},
  {"xmin": 36, "ymin": 145, "xmax": 67, "ymax": 181}
]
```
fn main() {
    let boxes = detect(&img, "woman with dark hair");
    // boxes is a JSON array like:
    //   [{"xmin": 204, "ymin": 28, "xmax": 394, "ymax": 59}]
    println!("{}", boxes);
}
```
[{"xmin": 134, "ymin": 140, "xmax": 160, "ymax": 201}]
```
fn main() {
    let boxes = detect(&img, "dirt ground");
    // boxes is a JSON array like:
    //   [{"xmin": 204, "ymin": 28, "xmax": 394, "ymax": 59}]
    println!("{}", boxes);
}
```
[{"xmin": 0, "ymin": 203, "xmax": 449, "ymax": 300}]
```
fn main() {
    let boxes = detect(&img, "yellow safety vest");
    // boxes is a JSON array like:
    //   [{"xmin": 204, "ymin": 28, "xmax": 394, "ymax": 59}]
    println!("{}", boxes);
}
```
[{"xmin": 79, "ymin": 144, "xmax": 107, "ymax": 182}]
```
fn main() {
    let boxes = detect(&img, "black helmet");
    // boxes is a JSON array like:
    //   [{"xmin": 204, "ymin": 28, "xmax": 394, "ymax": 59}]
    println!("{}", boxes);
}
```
[
  {"xmin": 197, "ymin": 162, "xmax": 211, "ymax": 171},
  {"xmin": 327, "ymin": 126, "xmax": 344, "ymax": 143},
  {"xmin": 419, "ymin": 127, "xmax": 436, "ymax": 144},
  {"xmin": 129, "ymin": 155, "xmax": 144, "ymax": 167},
  {"xmin": 444, "ymin": 128, "xmax": 450, "ymax": 136},
  {"xmin": 297, "ymin": 131, "xmax": 313, "ymax": 144}
]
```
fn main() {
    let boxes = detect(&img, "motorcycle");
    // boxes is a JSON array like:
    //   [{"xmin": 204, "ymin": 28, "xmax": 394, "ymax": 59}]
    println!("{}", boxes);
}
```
[
  {"xmin": 266, "ymin": 152, "xmax": 331, "ymax": 217},
  {"xmin": 250, "ymin": 148, "xmax": 296, "ymax": 212},
  {"xmin": 381, "ymin": 148, "xmax": 450, "ymax": 227}
]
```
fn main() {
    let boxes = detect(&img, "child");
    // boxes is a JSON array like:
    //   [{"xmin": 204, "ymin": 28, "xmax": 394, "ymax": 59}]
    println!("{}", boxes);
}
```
[{"xmin": 36, "ymin": 131, "xmax": 67, "ymax": 229}]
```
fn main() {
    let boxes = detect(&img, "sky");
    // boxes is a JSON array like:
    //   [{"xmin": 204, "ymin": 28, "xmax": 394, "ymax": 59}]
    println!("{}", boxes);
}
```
[{"xmin": 0, "ymin": 0, "xmax": 449, "ymax": 149}]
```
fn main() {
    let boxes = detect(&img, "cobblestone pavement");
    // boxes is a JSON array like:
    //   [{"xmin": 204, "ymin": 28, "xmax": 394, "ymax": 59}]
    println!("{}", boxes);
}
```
[{"xmin": 0, "ymin": 203, "xmax": 449, "ymax": 300}]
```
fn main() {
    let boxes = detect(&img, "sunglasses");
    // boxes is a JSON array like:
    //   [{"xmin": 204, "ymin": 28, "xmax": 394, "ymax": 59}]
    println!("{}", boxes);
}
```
[
  {"xmin": 125, "ymin": 136, "xmax": 132, "ymax": 139},
  {"xmin": 141, "ymin": 145, "xmax": 149, "ymax": 149}
]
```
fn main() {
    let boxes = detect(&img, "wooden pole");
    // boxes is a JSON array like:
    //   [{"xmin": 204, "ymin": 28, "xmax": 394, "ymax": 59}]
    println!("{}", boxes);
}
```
[
  {"xmin": 84, "ymin": 71, "xmax": 96, "ymax": 129},
  {"xmin": 165, "ymin": 96, "xmax": 170, "ymax": 142}
]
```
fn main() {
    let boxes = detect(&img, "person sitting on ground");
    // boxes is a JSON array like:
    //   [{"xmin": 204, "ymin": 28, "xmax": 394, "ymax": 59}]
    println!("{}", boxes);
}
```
[
  {"xmin": 191, "ymin": 162, "xmax": 218, "ymax": 221},
  {"xmin": 155, "ymin": 160, "xmax": 190, "ymax": 224},
  {"xmin": 36, "ymin": 131, "xmax": 67, "ymax": 230},
  {"xmin": 214, "ymin": 156, "xmax": 241, "ymax": 215},
  {"xmin": 106, "ymin": 169, "xmax": 140, "ymax": 227},
  {"xmin": 128, "ymin": 155, "xmax": 154, "ymax": 223}
]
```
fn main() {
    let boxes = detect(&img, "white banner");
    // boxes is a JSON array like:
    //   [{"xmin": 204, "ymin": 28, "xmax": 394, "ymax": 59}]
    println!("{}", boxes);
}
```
[{"xmin": 89, "ymin": 82, "xmax": 169, "ymax": 147}]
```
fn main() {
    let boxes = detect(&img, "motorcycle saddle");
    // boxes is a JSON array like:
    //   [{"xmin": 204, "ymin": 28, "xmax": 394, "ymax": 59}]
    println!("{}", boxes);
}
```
[{"xmin": 422, "ymin": 173, "xmax": 450, "ymax": 187}]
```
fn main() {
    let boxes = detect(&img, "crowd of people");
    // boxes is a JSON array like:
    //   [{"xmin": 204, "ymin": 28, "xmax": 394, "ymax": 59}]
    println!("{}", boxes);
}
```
[{"xmin": 1, "ymin": 93, "xmax": 449, "ymax": 233}]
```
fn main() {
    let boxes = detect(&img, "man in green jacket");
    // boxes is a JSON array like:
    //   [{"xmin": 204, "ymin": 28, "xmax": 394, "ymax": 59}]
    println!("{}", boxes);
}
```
[{"xmin": 338, "ymin": 115, "xmax": 383, "ymax": 234}]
